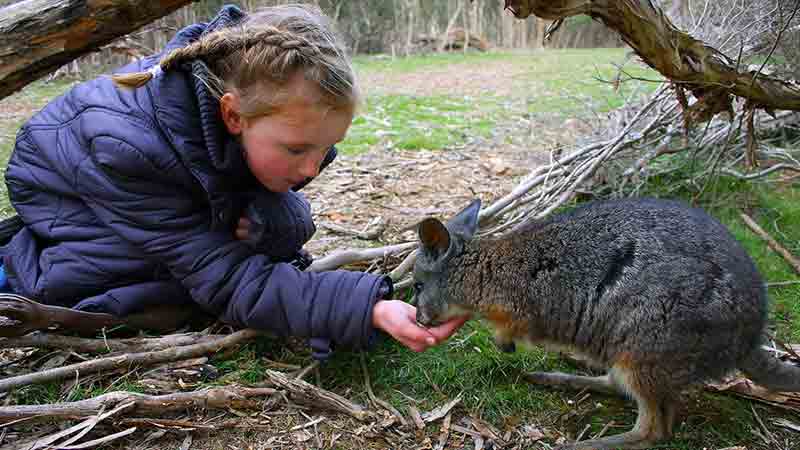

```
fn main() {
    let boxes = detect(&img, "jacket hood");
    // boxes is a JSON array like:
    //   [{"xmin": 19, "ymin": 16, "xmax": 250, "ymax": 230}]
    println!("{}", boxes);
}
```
[{"xmin": 147, "ymin": 5, "xmax": 254, "ymax": 183}]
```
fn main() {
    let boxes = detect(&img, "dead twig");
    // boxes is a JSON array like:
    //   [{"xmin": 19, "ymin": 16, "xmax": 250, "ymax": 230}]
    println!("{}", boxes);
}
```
[
  {"xmin": 8, "ymin": 400, "xmax": 134, "ymax": 450},
  {"xmin": 0, "ymin": 331, "xmax": 220, "ymax": 354},
  {"xmin": 359, "ymin": 352, "xmax": 407, "ymax": 427},
  {"xmin": 46, "ymin": 427, "xmax": 137, "ymax": 450},
  {"xmin": 0, "ymin": 386, "xmax": 277, "ymax": 422},
  {"xmin": 740, "ymin": 212, "xmax": 800, "ymax": 275},
  {"xmin": 319, "ymin": 218, "xmax": 387, "ymax": 241},
  {"xmin": 0, "ymin": 329, "xmax": 263, "ymax": 393},
  {"xmin": 407, "ymin": 405, "xmax": 425, "ymax": 430},
  {"xmin": 264, "ymin": 369, "xmax": 374, "ymax": 421},
  {"xmin": 434, "ymin": 412, "xmax": 452, "ymax": 450},
  {"xmin": 750, "ymin": 403, "xmax": 776, "ymax": 444},
  {"xmin": 294, "ymin": 361, "xmax": 320, "ymax": 381},
  {"xmin": 308, "ymin": 242, "xmax": 417, "ymax": 272},
  {"xmin": 421, "ymin": 393, "xmax": 461, "ymax": 423}
]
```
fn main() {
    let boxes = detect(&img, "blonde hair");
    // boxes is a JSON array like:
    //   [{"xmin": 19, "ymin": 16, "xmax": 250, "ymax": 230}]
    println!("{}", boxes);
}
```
[{"xmin": 112, "ymin": 4, "xmax": 358, "ymax": 117}]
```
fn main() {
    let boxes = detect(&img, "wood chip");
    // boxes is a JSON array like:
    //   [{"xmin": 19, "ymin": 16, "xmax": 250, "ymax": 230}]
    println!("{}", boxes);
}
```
[
  {"xmin": 421, "ymin": 393, "xmax": 462, "ymax": 423},
  {"xmin": 408, "ymin": 405, "xmax": 426, "ymax": 430}
]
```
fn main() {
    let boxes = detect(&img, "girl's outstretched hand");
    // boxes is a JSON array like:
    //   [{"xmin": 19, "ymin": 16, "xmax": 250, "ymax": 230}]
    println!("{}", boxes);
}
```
[{"xmin": 372, "ymin": 300, "xmax": 470, "ymax": 352}]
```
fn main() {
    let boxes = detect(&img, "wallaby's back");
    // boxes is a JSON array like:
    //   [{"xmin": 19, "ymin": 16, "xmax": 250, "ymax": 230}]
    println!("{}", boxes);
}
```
[{"xmin": 473, "ymin": 198, "xmax": 768, "ymax": 385}]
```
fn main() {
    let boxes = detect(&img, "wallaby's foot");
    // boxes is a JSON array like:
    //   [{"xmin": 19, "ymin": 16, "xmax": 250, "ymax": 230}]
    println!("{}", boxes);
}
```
[
  {"xmin": 0, "ymin": 293, "xmax": 122, "ymax": 337},
  {"xmin": 524, "ymin": 371, "xmax": 622, "ymax": 397},
  {"xmin": 555, "ymin": 396, "xmax": 676, "ymax": 450},
  {"xmin": 554, "ymin": 430, "xmax": 660, "ymax": 450},
  {"xmin": 554, "ymin": 365, "xmax": 678, "ymax": 450}
]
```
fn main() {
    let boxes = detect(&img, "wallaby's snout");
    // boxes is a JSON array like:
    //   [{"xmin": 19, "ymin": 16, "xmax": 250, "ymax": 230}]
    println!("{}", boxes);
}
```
[
  {"xmin": 415, "ymin": 303, "xmax": 436, "ymax": 327},
  {"xmin": 413, "ymin": 280, "xmax": 448, "ymax": 327}
]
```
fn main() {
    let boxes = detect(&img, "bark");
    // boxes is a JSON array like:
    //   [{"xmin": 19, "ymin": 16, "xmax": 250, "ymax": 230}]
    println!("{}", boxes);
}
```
[
  {"xmin": 0, "ymin": 0, "xmax": 196, "ymax": 100},
  {"xmin": 502, "ymin": 0, "xmax": 800, "ymax": 112},
  {"xmin": 0, "ymin": 386, "xmax": 277, "ymax": 422}
]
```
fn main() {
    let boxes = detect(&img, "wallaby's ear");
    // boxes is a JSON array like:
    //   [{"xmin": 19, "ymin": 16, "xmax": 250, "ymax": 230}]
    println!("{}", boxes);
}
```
[
  {"xmin": 447, "ymin": 199, "xmax": 481, "ymax": 241},
  {"xmin": 418, "ymin": 218, "xmax": 450, "ymax": 258}
]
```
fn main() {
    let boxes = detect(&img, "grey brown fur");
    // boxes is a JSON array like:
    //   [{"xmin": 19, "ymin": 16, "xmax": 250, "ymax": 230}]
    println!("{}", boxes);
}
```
[{"xmin": 413, "ymin": 197, "xmax": 800, "ymax": 450}]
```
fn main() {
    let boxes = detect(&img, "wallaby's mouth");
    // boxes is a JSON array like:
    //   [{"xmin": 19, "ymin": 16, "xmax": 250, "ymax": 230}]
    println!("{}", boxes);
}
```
[{"xmin": 415, "ymin": 309, "xmax": 440, "ymax": 328}]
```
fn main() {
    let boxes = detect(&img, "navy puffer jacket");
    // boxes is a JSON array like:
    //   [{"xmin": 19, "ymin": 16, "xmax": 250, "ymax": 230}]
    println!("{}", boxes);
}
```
[{"xmin": 2, "ymin": 6, "xmax": 388, "ymax": 357}]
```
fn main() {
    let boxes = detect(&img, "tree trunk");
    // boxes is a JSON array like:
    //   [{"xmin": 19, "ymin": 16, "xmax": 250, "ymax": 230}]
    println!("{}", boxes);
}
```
[
  {"xmin": 0, "ymin": 0, "xmax": 197, "ymax": 100},
  {"xmin": 503, "ymin": 0, "xmax": 800, "ymax": 112}
]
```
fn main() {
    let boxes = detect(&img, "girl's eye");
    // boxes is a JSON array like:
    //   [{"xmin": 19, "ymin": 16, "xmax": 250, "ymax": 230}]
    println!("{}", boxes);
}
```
[{"xmin": 287, "ymin": 148, "xmax": 306, "ymax": 156}]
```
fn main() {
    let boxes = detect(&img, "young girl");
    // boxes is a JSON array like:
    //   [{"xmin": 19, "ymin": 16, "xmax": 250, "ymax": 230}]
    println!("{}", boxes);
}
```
[{"xmin": 1, "ymin": 4, "xmax": 467, "ymax": 358}]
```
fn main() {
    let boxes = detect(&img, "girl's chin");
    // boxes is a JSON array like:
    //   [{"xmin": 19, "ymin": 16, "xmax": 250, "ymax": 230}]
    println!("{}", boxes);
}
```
[{"xmin": 262, "ymin": 180, "xmax": 292, "ymax": 193}]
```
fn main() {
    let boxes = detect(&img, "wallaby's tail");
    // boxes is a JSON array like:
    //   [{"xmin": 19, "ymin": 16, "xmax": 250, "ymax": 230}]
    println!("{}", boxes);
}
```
[{"xmin": 740, "ymin": 347, "xmax": 800, "ymax": 392}]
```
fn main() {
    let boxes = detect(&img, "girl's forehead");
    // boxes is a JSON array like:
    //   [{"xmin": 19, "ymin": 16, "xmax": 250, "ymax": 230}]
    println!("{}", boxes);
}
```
[{"xmin": 274, "ymin": 100, "xmax": 352, "ymax": 126}]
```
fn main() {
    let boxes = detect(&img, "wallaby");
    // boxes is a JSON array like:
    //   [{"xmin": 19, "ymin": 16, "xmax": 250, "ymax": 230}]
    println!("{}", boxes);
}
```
[{"xmin": 413, "ymin": 197, "xmax": 800, "ymax": 450}]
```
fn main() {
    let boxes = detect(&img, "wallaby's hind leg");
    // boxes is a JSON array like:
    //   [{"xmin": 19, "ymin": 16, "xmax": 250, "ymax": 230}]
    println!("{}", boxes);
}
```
[
  {"xmin": 524, "ymin": 371, "xmax": 623, "ymax": 397},
  {"xmin": 550, "ymin": 363, "xmax": 678, "ymax": 450},
  {"xmin": 555, "ymin": 394, "xmax": 677, "ymax": 450}
]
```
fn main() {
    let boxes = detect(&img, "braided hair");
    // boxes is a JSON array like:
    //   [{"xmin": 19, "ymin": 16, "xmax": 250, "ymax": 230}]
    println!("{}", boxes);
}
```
[{"xmin": 112, "ymin": 4, "xmax": 358, "ymax": 117}]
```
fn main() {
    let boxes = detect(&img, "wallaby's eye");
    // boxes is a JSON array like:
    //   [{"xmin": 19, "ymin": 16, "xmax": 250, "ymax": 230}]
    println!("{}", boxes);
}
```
[{"xmin": 413, "ymin": 282, "xmax": 424, "ymax": 294}]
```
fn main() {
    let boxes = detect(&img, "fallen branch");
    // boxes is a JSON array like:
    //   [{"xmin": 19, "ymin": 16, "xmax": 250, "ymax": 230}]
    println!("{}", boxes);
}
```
[
  {"xmin": 740, "ymin": 212, "xmax": 800, "ymax": 275},
  {"xmin": 421, "ymin": 393, "xmax": 462, "ymax": 423},
  {"xmin": 319, "ymin": 218, "xmax": 387, "ymax": 241},
  {"xmin": 0, "ymin": 386, "xmax": 276, "ymax": 422},
  {"xmin": 264, "ymin": 369, "xmax": 374, "ymax": 421},
  {"xmin": 116, "ymin": 418, "xmax": 231, "ymax": 431},
  {"xmin": 0, "ymin": 329, "xmax": 263, "ymax": 393},
  {"xmin": 0, "ymin": 331, "xmax": 223, "ymax": 354},
  {"xmin": 308, "ymin": 242, "xmax": 417, "ymax": 272},
  {"xmin": 360, "ymin": 352, "xmax": 407, "ymax": 427},
  {"xmin": 7, "ymin": 400, "xmax": 135, "ymax": 450},
  {"xmin": 707, "ymin": 376, "xmax": 800, "ymax": 412},
  {"xmin": 0, "ymin": 0, "xmax": 195, "ymax": 100}
]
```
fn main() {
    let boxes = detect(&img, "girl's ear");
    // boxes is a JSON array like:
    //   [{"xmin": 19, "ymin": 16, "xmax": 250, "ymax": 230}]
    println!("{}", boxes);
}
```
[{"xmin": 220, "ymin": 92, "xmax": 244, "ymax": 135}]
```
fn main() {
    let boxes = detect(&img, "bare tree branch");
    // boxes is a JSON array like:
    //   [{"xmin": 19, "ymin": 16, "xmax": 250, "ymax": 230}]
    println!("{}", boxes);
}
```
[
  {"xmin": 503, "ymin": 0, "xmax": 800, "ymax": 112},
  {"xmin": 0, "ymin": 329, "xmax": 262, "ymax": 393},
  {"xmin": 0, "ymin": 0, "xmax": 197, "ymax": 100}
]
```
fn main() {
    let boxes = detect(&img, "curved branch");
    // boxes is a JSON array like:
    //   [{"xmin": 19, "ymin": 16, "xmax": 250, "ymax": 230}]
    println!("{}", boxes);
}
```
[{"xmin": 503, "ymin": 0, "xmax": 800, "ymax": 112}]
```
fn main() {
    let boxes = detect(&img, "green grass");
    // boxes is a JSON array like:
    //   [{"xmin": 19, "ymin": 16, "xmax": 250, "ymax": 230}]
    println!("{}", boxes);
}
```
[
  {"xmin": 515, "ymin": 48, "xmax": 662, "ymax": 115},
  {"xmin": 353, "ymin": 50, "xmax": 515, "ymax": 73},
  {"xmin": 340, "ymin": 94, "xmax": 499, "ymax": 154}
]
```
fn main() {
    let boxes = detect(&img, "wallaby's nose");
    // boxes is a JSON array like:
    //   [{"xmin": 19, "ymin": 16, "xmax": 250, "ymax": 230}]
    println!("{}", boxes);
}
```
[{"xmin": 415, "ymin": 308, "xmax": 433, "ymax": 327}]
